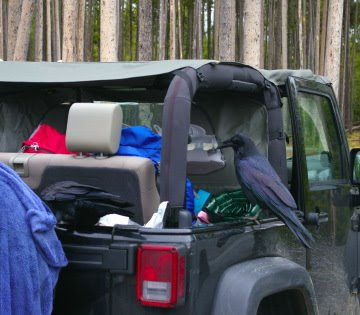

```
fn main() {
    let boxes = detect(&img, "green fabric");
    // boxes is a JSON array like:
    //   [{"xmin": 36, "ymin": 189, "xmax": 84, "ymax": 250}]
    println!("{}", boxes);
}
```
[{"xmin": 205, "ymin": 189, "xmax": 261, "ymax": 222}]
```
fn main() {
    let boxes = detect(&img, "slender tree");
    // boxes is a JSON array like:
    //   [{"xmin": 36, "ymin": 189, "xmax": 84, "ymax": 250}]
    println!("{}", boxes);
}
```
[
  {"xmin": 213, "ymin": 0, "xmax": 220, "ymax": 59},
  {"xmin": 341, "ymin": 0, "xmax": 350, "ymax": 123},
  {"xmin": 100, "ymin": 0, "xmax": 118, "ymax": 61},
  {"xmin": 319, "ymin": 0, "xmax": 328, "ymax": 75},
  {"xmin": 138, "ymin": 0, "xmax": 152, "ymax": 61},
  {"xmin": 169, "ymin": 0, "xmax": 176, "ymax": 59},
  {"xmin": 77, "ymin": 0, "xmax": 86, "ymax": 61},
  {"xmin": 54, "ymin": 0, "xmax": 61, "ymax": 61},
  {"xmin": 158, "ymin": 0, "xmax": 168, "ymax": 60},
  {"xmin": 7, "ymin": 0, "xmax": 22, "ymax": 60},
  {"xmin": 34, "ymin": 0, "xmax": 43, "ymax": 61},
  {"xmin": 47, "ymin": 0, "xmax": 52, "ymax": 61},
  {"xmin": 207, "ymin": 0, "xmax": 212, "ymax": 59},
  {"xmin": 243, "ymin": 0, "xmax": 262, "ymax": 67},
  {"xmin": 314, "ymin": 0, "xmax": 321, "ymax": 73},
  {"xmin": 118, "ymin": 0, "xmax": 123, "ymax": 60},
  {"xmin": 13, "ymin": 0, "xmax": 35, "ymax": 61},
  {"xmin": 298, "ymin": 0, "xmax": 303, "ymax": 68},
  {"xmin": 129, "ymin": 0, "xmax": 133, "ymax": 60},
  {"xmin": 281, "ymin": 0, "xmax": 288, "ymax": 68},
  {"xmin": 62, "ymin": 0, "xmax": 77, "ymax": 62},
  {"xmin": 177, "ymin": 0, "xmax": 183, "ymax": 59},
  {"xmin": 0, "ymin": 0, "xmax": 4, "ymax": 60},
  {"xmin": 84, "ymin": 0, "xmax": 94, "ymax": 61},
  {"xmin": 218, "ymin": 0, "xmax": 236, "ymax": 61},
  {"xmin": 324, "ymin": 0, "xmax": 344, "ymax": 99}
]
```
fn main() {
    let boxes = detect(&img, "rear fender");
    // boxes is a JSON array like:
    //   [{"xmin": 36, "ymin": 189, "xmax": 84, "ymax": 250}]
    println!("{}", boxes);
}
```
[{"xmin": 211, "ymin": 256, "xmax": 318, "ymax": 315}]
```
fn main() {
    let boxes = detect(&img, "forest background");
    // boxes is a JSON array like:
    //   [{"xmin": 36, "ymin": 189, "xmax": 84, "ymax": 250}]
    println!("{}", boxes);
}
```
[{"xmin": 0, "ymin": 0, "xmax": 359, "ymax": 147}]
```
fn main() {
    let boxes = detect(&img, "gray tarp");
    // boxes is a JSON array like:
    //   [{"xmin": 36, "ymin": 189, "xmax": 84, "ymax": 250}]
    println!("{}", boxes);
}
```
[{"xmin": 0, "ymin": 60, "xmax": 330, "ymax": 86}]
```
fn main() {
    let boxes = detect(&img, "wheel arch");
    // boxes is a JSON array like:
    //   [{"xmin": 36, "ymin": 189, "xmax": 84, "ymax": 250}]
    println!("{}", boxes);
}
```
[{"xmin": 211, "ymin": 256, "xmax": 318, "ymax": 315}]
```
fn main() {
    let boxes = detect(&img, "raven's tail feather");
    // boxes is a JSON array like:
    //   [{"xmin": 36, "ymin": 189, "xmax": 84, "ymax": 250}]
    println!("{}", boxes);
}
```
[{"xmin": 275, "ymin": 210, "xmax": 314, "ymax": 248}]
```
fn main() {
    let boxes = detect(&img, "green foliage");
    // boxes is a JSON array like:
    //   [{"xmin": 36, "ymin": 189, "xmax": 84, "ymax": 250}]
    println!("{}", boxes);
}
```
[
  {"xmin": 353, "ymin": 49, "xmax": 360, "ymax": 123},
  {"xmin": 92, "ymin": 0, "xmax": 100, "ymax": 61}
]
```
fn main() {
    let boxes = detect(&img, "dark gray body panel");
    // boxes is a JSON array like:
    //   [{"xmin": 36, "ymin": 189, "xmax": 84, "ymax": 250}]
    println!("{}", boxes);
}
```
[{"xmin": 211, "ymin": 257, "xmax": 317, "ymax": 315}]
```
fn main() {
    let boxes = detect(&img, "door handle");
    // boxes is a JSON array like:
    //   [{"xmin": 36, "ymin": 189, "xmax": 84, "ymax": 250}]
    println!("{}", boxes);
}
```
[{"xmin": 305, "ymin": 211, "xmax": 328, "ymax": 229}]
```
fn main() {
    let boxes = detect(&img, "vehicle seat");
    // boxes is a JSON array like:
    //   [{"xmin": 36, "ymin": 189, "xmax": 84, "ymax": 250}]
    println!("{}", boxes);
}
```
[{"xmin": 0, "ymin": 102, "xmax": 159, "ymax": 224}]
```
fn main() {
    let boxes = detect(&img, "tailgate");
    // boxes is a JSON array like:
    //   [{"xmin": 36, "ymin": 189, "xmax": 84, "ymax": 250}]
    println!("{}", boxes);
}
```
[
  {"xmin": 53, "ymin": 226, "xmax": 140, "ymax": 315},
  {"xmin": 53, "ymin": 226, "xmax": 192, "ymax": 315}
]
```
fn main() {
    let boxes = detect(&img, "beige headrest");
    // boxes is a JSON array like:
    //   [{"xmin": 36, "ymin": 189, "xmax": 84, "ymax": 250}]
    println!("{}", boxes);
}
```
[{"xmin": 66, "ymin": 102, "xmax": 123, "ymax": 154}]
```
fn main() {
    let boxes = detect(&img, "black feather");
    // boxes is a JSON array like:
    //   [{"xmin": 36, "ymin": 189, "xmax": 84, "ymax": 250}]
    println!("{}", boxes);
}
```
[{"xmin": 221, "ymin": 134, "xmax": 314, "ymax": 248}]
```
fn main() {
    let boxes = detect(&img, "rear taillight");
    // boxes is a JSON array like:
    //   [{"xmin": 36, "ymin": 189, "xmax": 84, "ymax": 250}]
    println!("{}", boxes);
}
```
[{"xmin": 136, "ymin": 244, "xmax": 186, "ymax": 308}]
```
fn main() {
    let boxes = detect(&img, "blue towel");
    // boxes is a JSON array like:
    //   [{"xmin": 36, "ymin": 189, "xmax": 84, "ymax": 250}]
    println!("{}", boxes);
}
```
[{"xmin": 0, "ymin": 163, "xmax": 67, "ymax": 315}]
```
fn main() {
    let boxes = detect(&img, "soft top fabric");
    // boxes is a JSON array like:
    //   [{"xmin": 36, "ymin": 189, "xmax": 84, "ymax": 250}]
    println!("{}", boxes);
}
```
[
  {"xmin": 0, "ymin": 162, "xmax": 67, "ymax": 315},
  {"xmin": 0, "ymin": 60, "xmax": 328, "ymax": 87}
]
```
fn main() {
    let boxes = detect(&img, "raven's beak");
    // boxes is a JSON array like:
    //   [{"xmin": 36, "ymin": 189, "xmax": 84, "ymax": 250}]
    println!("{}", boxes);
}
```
[{"xmin": 217, "ymin": 139, "xmax": 233, "ymax": 149}]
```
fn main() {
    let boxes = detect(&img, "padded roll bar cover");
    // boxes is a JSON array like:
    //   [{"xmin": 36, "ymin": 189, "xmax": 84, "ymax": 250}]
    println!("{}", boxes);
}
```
[
  {"xmin": 211, "ymin": 257, "xmax": 318, "ymax": 315},
  {"xmin": 66, "ymin": 102, "xmax": 122, "ymax": 154}
]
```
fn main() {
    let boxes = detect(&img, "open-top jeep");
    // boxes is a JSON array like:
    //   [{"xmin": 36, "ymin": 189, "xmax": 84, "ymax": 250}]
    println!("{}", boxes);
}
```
[{"xmin": 0, "ymin": 60, "xmax": 359, "ymax": 314}]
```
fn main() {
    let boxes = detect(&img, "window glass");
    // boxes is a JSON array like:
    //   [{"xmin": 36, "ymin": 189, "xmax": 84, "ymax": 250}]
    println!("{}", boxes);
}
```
[
  {"xmin": 297, "ymin": 93, "xmax": 342, "ymax": 183},
  {"xmin": 95, "ymin": 101, "xmax": 163, "ymax": 132},
  {"xmin": 282, "ymin": 97, "xmax": 294, "ymax": 184}
]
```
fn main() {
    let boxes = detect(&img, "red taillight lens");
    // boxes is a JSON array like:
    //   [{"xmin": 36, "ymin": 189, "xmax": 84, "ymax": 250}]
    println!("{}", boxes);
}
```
[{"xmin": 136, "ymin": 244, "xmax": 186, "ymax": 308}]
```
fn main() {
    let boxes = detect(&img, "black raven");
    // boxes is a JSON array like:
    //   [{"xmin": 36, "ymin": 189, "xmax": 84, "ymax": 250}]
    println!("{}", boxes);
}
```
[{"xmin": 219, "ymin": 134, "xmax": 314, "ymax": 248}]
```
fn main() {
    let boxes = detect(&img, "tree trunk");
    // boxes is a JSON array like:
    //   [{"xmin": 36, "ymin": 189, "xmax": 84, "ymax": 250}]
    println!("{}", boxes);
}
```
[
  {"xmin": 77, "ymin": 0, "xmax": 85, "ymax": 61},
  {"xmin": 2, "ymin": 0, "xmax": 7, "ymax": 60},
  {"xmin": 341, "ymin": 0, "xmax": 350, "ymax": 124},
  {"xmin": 46, "ymin": 0, "xmax": 51, "ymax": 61},
  {"xmin": 314, "ymin": 0, "xmax": 321, "ymax": 73},
  {"xmin": 281, "ymin": 0, "xmax": 288, "ymax": 68},
  {"xmin": 7, "ymin": 0, "xmax": 22, "ymax": 60},
  {"xmin": 213, "ymin": 0, "xmax": 220, "ymax": 59},
  {"xmin": 302, "ymin": 0, "xmax": 307, "ymax": 68},
  {"xmin": 169, "ymin": 0, "xmax": 176, "ymax": 59},
  {"xmin": 188, "ymin": 3, "xmax": 193, "ymax": 59},
  {"xmin": 13, "ymin": 0, "xmax": 35, "ymax": 61},
  {"xmin": 298, "ymin": 0, "xmax": 303, "ymax": 68},
  {"xmin": 219, "ymin": 0, "xmax": 236, "ymax": 61},
  {"xmin": 349, "ymin": 0, "xmax": 358, "ymax": 130},
  {"xmin": 129, "ymin": 0, "xmax": 133, "ymax": 60},
  {"xmin": 267, "ymin": 0, "xmax": 274, "ymax": 69},
  {"xmin": 177, "ymin": 0, "xmax": 183, "ymax": 59},
  {"xmin": 100, "ymin": 0, "xmax": 118, "ymax": 61},
  {"xmin": 207, "ymin": 0, "xmax": 212, "ymax": 59},
  {"xmin": 192, "ymin": 0, "xmax": 200, "ymax": 58},
  {"xmin": 118, "ymin": 0, "xmax": 123, "ymax": 60},
  {"xmin": 243, "ymin": 0, "xmax": 262, "ymax": 67},
  {"xmin": 198, "ymin": 0, "xmax": 202, "ymax": 58},
  {"xmin": 0, "ymin": 0, "xmax": 4, "ymax": 60},
  {"xmin": 319, "ymin": 0, "xmax": 328, "ymax": 75},
  {"xmin": 54, "ymin": 0, "xmax": 61, "ymax": 61},
  {"xmin": 324, "ymin": 0, "xmax": 344, "ymax": 100},
  {"xmin": 137, "ymin": 0, "xmax": 152, "ymax": 61},
  {"xmin": 158, "ymin": 0, "xmax": 167, "ymax": 60},
  {"xmin": 62, "ymin": 0, "xmax": 77, "ymax": 62},
  {"xmin": 84, "ymin": 0, "xmax": 93, "ymax": 61},
  {"xmin": 274, "ymin": 0, "xmax": 283, "ymax": 68}
]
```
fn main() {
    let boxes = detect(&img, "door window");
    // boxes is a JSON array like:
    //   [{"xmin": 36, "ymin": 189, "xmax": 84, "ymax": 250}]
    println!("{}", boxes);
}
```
[{"xmin": 297, "ymin": 92, "xmax": 343, "ymax": 184}]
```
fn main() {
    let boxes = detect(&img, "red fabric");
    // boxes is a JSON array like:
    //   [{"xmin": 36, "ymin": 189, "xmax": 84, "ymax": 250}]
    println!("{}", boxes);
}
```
[{"xmin": 22, "ymin": 124, "xmax": 73, "ymax": 154}]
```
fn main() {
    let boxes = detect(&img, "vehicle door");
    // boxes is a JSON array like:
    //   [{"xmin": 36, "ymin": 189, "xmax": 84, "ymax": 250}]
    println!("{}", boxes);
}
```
[{"xmin": 286, "ymin": 77, "xmax": 359, "ymax": 314}]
